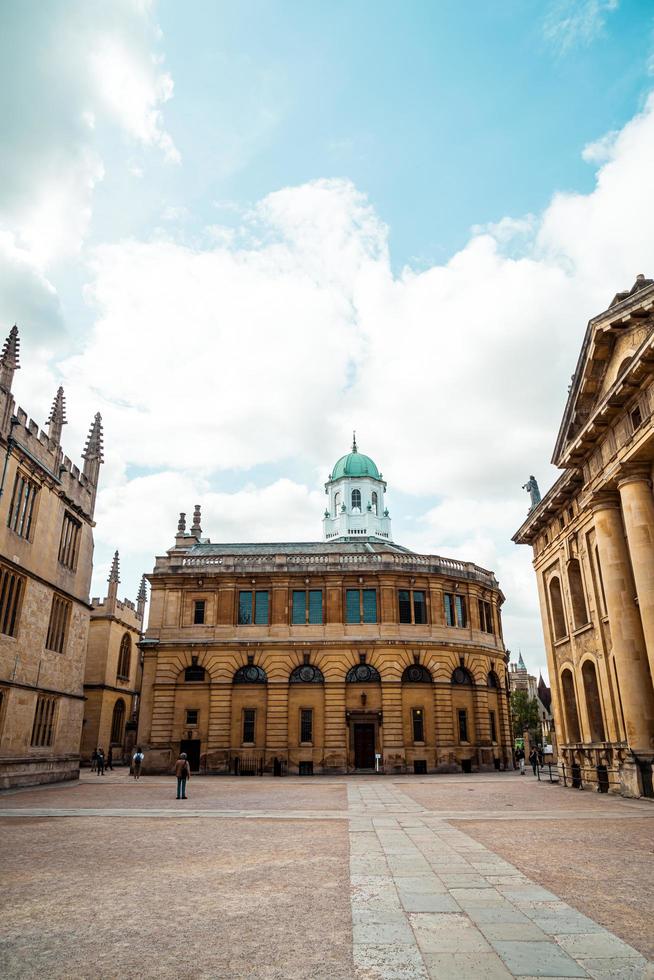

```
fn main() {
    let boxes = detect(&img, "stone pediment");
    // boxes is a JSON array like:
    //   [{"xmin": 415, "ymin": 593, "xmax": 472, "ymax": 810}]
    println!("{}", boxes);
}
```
[{"xmin": 552, "ymin": 276, "xmax": 654, "ymax": 467}]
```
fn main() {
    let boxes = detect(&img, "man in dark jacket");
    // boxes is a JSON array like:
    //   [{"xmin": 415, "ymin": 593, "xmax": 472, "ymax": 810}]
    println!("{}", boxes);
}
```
[
  {"xmin": 529, "ymin": 747, "xmax": 539, "ymax": 776},
  {"xmin": 175, "ymin": 753, "xmax": 190, "ymax": 799}
]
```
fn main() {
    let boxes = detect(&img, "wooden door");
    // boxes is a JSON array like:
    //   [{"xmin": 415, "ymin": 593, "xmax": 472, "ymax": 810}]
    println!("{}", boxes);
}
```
[{"xmin": 353, "ymin": 724, "xmax": 375, "ymax": 769}]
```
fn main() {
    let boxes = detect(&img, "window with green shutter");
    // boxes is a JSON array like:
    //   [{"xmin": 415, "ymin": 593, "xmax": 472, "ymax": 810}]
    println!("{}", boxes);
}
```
[
  {"xmin": 292, "ymin": 591, "xmax": 306, "ymax": 624},
  {"xmin": 362, "ymin": 589, "xmax": 377, "ymax": 623},
  {"xmin": 308, "ymin": 590, "xmax": 322, "ymax": 624},
  {"xmin": 346, "ymin": 589, "xmax": 360, "ymax": 623},
  {"xmin": 238, "ymin": 591, "xmax": 253, "ymax": 625},
  {"xmin": 254, "ymin": 590, "xmax": 269, "ymax": 625}
]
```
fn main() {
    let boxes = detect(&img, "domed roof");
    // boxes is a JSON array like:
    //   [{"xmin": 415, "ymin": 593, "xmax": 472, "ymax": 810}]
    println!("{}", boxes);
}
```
[{"xmin": 330, "ymin": 436, "xmax": 381, "ymax": 480}]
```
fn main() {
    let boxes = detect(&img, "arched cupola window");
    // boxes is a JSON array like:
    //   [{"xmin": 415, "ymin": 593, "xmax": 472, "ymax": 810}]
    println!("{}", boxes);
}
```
[
  {"xmin": 451, "ymin": 666, "xmax": 473, "ymax": 686},
  {"xmin": 371, "ymin": 491, "xmax": 378, "ymax": 515},
  {"xmin": 117, "ymin": 633, "xmax": 131, "ymax": 681},
  {"xmin": 185, "ymin": 664, "xmax": 206, "ymax": 682},
  {"xmin": 351, "ymin": 488, "xmax": 361, "ymax": 511},
  {"xmin": 346, "ymin": 663, "xmax": 381, "ymax": 683},
  {"xmin": 233, "ymin": 664, "xmax": 268, "ymax": 684},
  {"xmin": 334, "ymin": 491, "xmax": 341, "ymax": 516},
  {"xmin": 402, "ymin": 664, "xmax": 432, "ymax": 683},
  {"xmin": 289, "ymin": 663, "xmax": 324, "ymax": 684}
]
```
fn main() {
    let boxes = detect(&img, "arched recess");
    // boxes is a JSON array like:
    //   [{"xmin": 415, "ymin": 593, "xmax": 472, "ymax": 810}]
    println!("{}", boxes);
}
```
[
  {"xmin": 402, "ymin": 664, "xmax": 432, "ymax": 684},
  {"xmin": 451, "ymin": 666, "xmax": 475, "ymax": 744},
  {"xmin": 581, "ymin": 660, "xmax": 606, "ymax": 742},
  {"xmin": 451, "ymin": 666, "xmax": 473, "ymax": 686},
  {"xmin": 401, "ymin": 663, "xmax": 433, "ymax": 747},
  {"xmin": 567, "ymin": 560, "xmax": 589, "ymax": 629},
  {"xmin": 233, "ymin": 664, "xmax": 268, "ymax": 684},
  {"xmin": 560, "ymin": 668, "xmax": 581, "ymax": 743},
  {"xmin": 346, "ymin": 663, "xmax": 381, "ymax": 683},
  {"xmin": 117, "ymin": 633, "xmax": 131, "ymax": 680},
  {"xmin": 231, "ymin": 663, "xmax": 267, "ymax": 750},
  {"xmin": 487, "ymin": 670, "xmax": 500, "ymax": 688},
  {"xmin": 110, "ymin": 698, "xmax": 126, "ymax": 745},
  {"xmin": 289, "ymin": 664, "xmax": 324, "ymax": 684},
  {"xmin": 288, "ymin": 663, "xmax": 325, "ymax": 752},
  {"xmin": 548, "ymin": 576, "xmax": 567, "ymax": 641}
]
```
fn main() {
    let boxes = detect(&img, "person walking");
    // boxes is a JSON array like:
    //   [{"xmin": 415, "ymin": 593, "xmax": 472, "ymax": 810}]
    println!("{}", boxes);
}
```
[
  {"xmin": 132, "ymin": 747, "xmax": 144, "ymax": 780},
  {"xmin": 515, "ymin": 746, "xmax": 525, "ymax": 775},
  {"xmin": 90, "ymin": 749, "xmax": 98, "ymax": 773},
  {"xmin": 529, "ymin": 747, "xmax": 539, "ymax": 776},
  {"xmin": 96, "ymin": 747, "xmax": 105, "ymax": 775},
  {"xmin": 175, "ymin": 752, "xmax": 190, "ymax": 799},
  {"xmin": 106, "ymin": 746, "xmax": 113, "ymax": 772}
]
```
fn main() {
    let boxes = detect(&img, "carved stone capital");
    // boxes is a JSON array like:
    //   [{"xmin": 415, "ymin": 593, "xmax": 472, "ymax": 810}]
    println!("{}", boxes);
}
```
[
  {"xmin": 616, "ymin": 463, "xmax": 653, "ymax": 491},
  {"xmin": 590, "ymin": 490, "xmax": 621, "ymax": 514}
]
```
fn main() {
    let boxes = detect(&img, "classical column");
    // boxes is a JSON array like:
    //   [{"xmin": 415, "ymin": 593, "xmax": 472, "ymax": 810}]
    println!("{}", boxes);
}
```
[
  {"xmin": 381, "ymin": 680, "xmax": 405, "ymax": 770},
  {"xmin": 617, "ymin": 468, "xmax": 654, "ymax": 685},
  {"xmin": 592, "ymin": 494, "xmax": 654, "ymax": 754},
  {"xmin": 265, "ymin": 681, "xmax": 288, "ymax": 762}
]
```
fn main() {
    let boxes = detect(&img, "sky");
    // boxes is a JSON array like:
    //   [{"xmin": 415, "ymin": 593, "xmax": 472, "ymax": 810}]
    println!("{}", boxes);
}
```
[{"xmin": 2, "ymin": 0, "xmax": 654, "ymax": 681}]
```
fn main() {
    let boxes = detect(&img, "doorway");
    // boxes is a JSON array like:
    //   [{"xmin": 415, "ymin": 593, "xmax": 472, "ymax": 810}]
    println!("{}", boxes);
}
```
[
  {"xmin": 179, "ymin": 739, "xmax": 201, "ymax": 773},
  {"xmin": 353, "ymin": 724, "xmax": 376, "ymax": 769}
]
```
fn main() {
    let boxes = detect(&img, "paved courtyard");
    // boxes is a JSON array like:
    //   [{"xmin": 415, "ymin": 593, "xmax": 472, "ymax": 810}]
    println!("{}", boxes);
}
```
[{"xmin": 0, "ymin": 771, "xmax": 652, "ymax": 979}]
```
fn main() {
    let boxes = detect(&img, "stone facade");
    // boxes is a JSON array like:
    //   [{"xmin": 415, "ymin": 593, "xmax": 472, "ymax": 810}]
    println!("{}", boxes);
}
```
[
  {"xmin": 138, "ymin": 453, "xmax": 513, "ymax": 775},
  {"xmin": 80, "ymin": 554, "xmax": 145, "ymax": 764},
  {"xmin": 0, "ymin": 327, "xmax": 103, "ymax": 788},
  {"xmin": 514, "ymin": 275, "xmax": 654, "ymax": 797}
]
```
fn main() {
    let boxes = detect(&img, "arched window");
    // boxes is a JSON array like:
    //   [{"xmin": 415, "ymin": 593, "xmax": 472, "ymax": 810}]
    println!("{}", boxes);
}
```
[
  {"xmin": 567, "ymin": 560, "xmax": 588, "ymax": 629},
  {"xmin": 487, "ymin": 670, "xmax": 500, "ymax": 688},
  {"xmin": 548, "ymin": 576, "xmax": 567, "ymax": 641},
  {"xmin": 561, "ymin": 668, "xmax": 581, "ymax": 743},
  {"xmin": 351, "ymin": 488, "xmax": 361, "ymax": 511},
  {"xmin": 402, "ymin": 664, "xmax": 432, "ymax": 683},
  {"xmin": 346, "ymin": 663, "xmax": 381, "ymax": 683},
  {"xmin": 110, "ymin": 699, "xmax": 126, "ymax": 745},
  {"xmin": 233, "ymin": 664, "xmax": 267, "ymax": 684},
  {"xmin": 371, "ymin": 491, "xmax": 378, "ymax": 515},
  {"xmin": 334, "ymin": 491, "xmax": 341, "ymax": 516},
  {"xmin": 184, "ymin": 664, "xmax": 206, "ymax": 682},
  {"xmin": 289, "ymin": 663, "xmax": 324, "ymax": 683},
  {"xmin": 451, "ymin": 666, "xmax": 473, "ymax": 686},
  {"xmin": 581, "ymin": 660, "xmax": 606, "ymax": 742},
  {"xmin": 116, "ymin": 633, "xmax": 131, "ymax": 680}
]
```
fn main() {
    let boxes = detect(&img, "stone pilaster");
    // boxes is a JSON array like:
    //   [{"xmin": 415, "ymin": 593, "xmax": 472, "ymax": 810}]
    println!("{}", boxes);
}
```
[
  {"xmin": 381, "ymin": 681, "xmax": 405, "ymax": 770},
  {"xmin": 265, "ymin": 681, "xmax": 288, "ymax": 761},
  {"xmin": 323, "ymin": 680, "xmax": 347, "ymax": 771},
  {"xmin": 592, "ymin": 494, "xmax": 654, "ymax": 755},
  {"xmin": 617, "ymin": 469, "xmax": 654, "ymax": 686}
]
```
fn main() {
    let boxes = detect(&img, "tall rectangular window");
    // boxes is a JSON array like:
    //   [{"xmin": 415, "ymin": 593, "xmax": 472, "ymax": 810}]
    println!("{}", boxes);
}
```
[
  {"xmin": 346, "ymin": 589, "xmax": 360, "ymax": 623},
  {"xmin": 413, "ymin": 590, "xmax": 427, "ymax": 624},
  {"xmin": 45, "ymin": 594, "xmax": 71, "ymax": 653},
  {"xmin": 242, "ymin": 708, "xmax": 255, "ymax": 744},
  {"xmin": 362, "ymin": 589, "xmax": 377, "ymax": 623},
  {"xmin": 254, "ymin": 590, "xmax": 269, "ymax": 625},
  {"xmin": 238, "ymin": 591, "xmax": 270, "ymax": 625},
  {"xmin": 300, "ymin": 708, "xmax": 313, "ymax": 743},
  {"xmin": 399, "ymin": 589, "xmax": 427, "ymax": 624},
  {"xmin": 0, "ymin": 562, "xmax": 25, "ymax": 637},
  {"xmin": 31, "ymin": 695, "xmax": 57, "ymax": 747},
  {"xmin": 193, "ymin": 600, "xmax": 205, "ymax": 625},
  {"xmin": 186, "ymin": 709, "xmax": 199, "ymax": 726},
  {"xmin": 478, "ymin": 599, "xmax": 493, "ymax": 633},
  {"xmin": 444, "ymin": 593, "xmax": 467, "ymax": 628},
  {"xmin": 458, "ymin": 709, "xmax": 469, "ymax": 743},
  {"xmin": 58, "ymin": 513, "xmax": 81, "ymax": 570},
  {"xmin": 412, "ymin": 708, "xmax": 425, "ymax": 742},
  {"xmin": 7, "ymin": 472, "xmax": 38, "ymax": 540},
  {"xmin": 292, "ymin": 590, "xmax": 323, "ymax": 625},
  {"xmin": 399, "ymin": 589, "xmax": 412, "ymax": 623},
  {"xmin": 489, "ymin": 710, "xmax": 497, "ymax": 743}
]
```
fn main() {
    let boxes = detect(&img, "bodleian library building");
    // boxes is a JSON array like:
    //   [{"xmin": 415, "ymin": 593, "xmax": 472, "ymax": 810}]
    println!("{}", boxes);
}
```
[
  {"xmin": 514, "ymin": 274, "xmax": 654, "ymax": 798},
  {"xmin": 137, "ymin": 440, "xmax": 513, "ymax": 775}
]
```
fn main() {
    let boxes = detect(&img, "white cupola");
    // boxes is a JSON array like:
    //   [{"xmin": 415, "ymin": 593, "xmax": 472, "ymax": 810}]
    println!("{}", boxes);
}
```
[{"xmin": 322, "ymin": 435, "xmax": 392, "ymax": 542}]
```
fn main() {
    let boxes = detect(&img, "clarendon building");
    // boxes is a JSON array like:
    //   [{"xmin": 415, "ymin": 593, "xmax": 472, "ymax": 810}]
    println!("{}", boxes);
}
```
[
  {"xmin": 138, "ymin": 442, "xmax": 513, "ymax": 775},
  {"xmin": 81, "ymin": 551, "xmax": 146, "ymax": 764},
  {"xmin": 0, "ymin": 326, "xmax": 104, "ymax": 788},
  {"xmin": 514, "ymin": 275, "xmax": 654, "ymax": 798}
]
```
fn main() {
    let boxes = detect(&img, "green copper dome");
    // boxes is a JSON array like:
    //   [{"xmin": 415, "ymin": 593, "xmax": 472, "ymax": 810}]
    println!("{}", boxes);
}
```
[{"xmin": 330, "ymin": 436, "xmax": 381, "ymax": 481}]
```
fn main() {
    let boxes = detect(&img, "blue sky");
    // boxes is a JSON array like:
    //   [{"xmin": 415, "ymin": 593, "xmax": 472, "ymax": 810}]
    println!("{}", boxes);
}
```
[{"xmin": 2, "ymin": 0, "xmax": 654, "ymax": 681}]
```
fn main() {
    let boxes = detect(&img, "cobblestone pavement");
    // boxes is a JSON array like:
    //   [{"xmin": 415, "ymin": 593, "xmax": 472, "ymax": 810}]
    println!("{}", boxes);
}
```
[{"xmin": 1, "ymin": 771, "xmax": 653, "ymax": 979}]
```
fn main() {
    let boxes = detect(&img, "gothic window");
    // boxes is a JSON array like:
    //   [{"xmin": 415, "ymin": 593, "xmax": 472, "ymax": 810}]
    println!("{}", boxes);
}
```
[
  {"xmin": 7, "ymin": 471, "xmax": 38, "ymax": 540},
  {"xmin": 110, "ymin": 699, "xmax": 126, "ymax": 744},
  {"xmin": 561, "ymin": 668, "xmax": 581, "ymax": 743},
  {"xmin": 567, "ymin": 559, "xmax": 588, "ymax": 629},
  {"xmin": 58, "ymin": 512, "xmax": 81, "ymax": 570},
  {"xmin": 116, "ymin": 633, "xmax": 131, "ymax": 680},
  {"xmin": 398, "ymin": 590, "xmax": 427, "ymax": 624},
  {"xmin": 31, "ymin": 695, "xmax": 57, "ymax": 747},
  {"xmin": 292, "ymin": 589, "xmax": 323, "ymax": 624},
  {"xmin": 45, "ymin": 595, "xmax": 71, "ymax": 654},
  {"xmin": 371, "ymin": 491, "xmax": 378, "ymax": 515},
  {"xmin": 233, "ymin": 664, "xmax": 267, "ymax": 684},
  {"xmin": 548, "ymin": 576, "xmax": 567, "ymax": 640},
  {"xmin": 581, "ymin": 660, "xmax": 606, "ymax": 742},
  {"xmin": 238, "ymin": 590, "xmax": 269, "ymax": 625},
  {"xmin": 346, "ymin": 588, "xmax": 377, "ymax": 624},
  {"xmin": 451, "ymin": 666, "xmax": 473, "ymax": 686},
  {"xmin": 346, "ymin": 663, "xmax": 381, "ymax": 683},
  {"xmin": 289, "ymin": 663, "xmax": 324, "ymax": 683},
  {"xmin": 412, "ymin": 708, "xmax": 425, "ymax": 742},
  {"xmin": 0, "ymin": 563, "xmax": 24, "ymax": 638},
  {"xmin": 351, "ymin": 488, "xmax": 361, "ymax": 511},
  {"xmin": 402, "ymin": 664, "xmax": 432, "ymax": 683},
  {"xmin": 444, "ymin": 593, "xmax": 467, "ymax": 628},
  {"xmin": 334, "ymin": 491, "xmax": 341, "ymax": 516}
]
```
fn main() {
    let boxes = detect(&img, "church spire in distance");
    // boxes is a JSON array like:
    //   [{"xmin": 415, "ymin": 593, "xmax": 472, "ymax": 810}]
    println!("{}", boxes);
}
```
[{"xmin": 352, "ymin": 430, "xmax": 358, "ymax": 453}]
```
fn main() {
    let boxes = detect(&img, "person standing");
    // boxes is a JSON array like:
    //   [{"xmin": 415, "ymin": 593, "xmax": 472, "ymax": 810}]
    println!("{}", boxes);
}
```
[
  {"xmin": 175, "ymin": 752, "xmax": 190, "ymax": 799},
  {"xmin": 106, "ymin": 746, "xmax": 113, "ymax": 772},
  {"xmin": 96, "ymin": 747, "xmax": 105, "ymax": 775},
  {"xmin": 132, "ymin": 747, "xmax": 144, "ymax": 780},
  {"xmin": 529, "ymin": 747, "xmax": 539, "ymax": 776},
  {"xmin": 90, "ymin": 749, "xmax": 98, "ymax": 773},
  {"xmin": 515, "ymin": 746, "xmax": 525, "ymax": 775}
]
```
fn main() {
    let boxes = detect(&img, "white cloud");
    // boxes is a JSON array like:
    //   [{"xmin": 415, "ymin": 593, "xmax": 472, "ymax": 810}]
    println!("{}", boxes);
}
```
[{"xmin": 543, "ymin": 0, "xmax": 619, "ymax": 55}]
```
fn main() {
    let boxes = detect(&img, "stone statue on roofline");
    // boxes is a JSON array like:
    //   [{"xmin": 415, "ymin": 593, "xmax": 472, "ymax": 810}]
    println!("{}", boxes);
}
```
[{"xmin": 522, "ymin": 475, "xmax": 541, "ymax": 512}]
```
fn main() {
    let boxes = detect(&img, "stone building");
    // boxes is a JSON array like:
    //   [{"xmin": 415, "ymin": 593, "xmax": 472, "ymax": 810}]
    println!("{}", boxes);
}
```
[
  {"xmin": 81, "ymin": 552, "xmax": 145, "ymax": 764},
  {"xmin": 138, "ymin": 443, "xmax": 512, "ymax": 775},
  {"xmin": 0, "ymin": 327, "xmax": 103, "ymax": 788},
  {"xmin": 514, "ymin": 275, "xmax": 654, "ymax": 797},
  {"xmin": 508, "ymin": 652, "xmax": 553, "ymax": 747}
]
